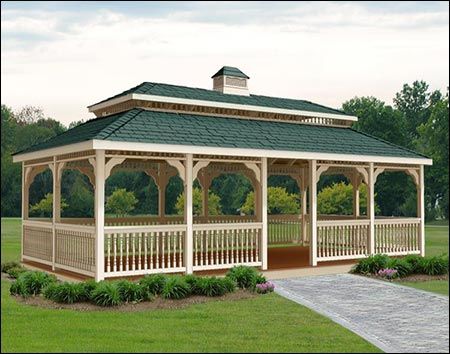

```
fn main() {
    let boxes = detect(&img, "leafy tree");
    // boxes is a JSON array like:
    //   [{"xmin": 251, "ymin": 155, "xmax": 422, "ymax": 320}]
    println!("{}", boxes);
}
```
[
  {"xmin": 318, "ymin": 182, "xmax": 372, "ymax": 215},
  {"xmin": 343, "ymin": 96, "xmax": 408, "ymax": 147},
  {"xmin": 106, "ymin": 189, "xmax": 138, "ymax": 217},
  {"xmin": 210, "ymin": 174, "xmax": 252, "ymax": 215},
  {"xmin": 417, "ymin": 92, "xmax": 449, "ymax": 219},
  {"xmin": 393, "ymin": 81, "xmax": 441, "ymax": 141},
  {"xmin": 343, "ymin": 95, "xmax": 417, "ymax": 217},
  {"xmin": 29, "ymin": 193, "xmax": 68, "ymax": 217},
  {"xmin": 62, "ymin": 173, "xmax": 94, "ymax": 218},
  {"xmin": 241, "ymin": 187, "xmax": 300, "ymax": 215},
  {"xmin": 175, "ymin": 188, "xmax": 222, "ymax": 216}
]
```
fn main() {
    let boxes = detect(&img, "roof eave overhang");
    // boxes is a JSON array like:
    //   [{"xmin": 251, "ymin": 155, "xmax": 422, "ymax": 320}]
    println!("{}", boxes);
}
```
[
  {"xmin": 12, "ymin": 140, "xmax": 94, "ymax": 163},
  {"xmin": 12, "ymin": 139, "xmax": 432, "ymax": 166},
  {"xmin": 87, "ymin": 93, "xmax": 358, "ymax": 122}
]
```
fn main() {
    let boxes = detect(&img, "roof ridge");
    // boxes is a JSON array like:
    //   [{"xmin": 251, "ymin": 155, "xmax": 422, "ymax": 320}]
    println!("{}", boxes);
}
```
[
  {"xmin": 94, "ymin": 108, "xmax": 142, "ymax": 140},
  {"xmin": 349, "ymin": 128, "xmax": 430, "ymax": 159}
]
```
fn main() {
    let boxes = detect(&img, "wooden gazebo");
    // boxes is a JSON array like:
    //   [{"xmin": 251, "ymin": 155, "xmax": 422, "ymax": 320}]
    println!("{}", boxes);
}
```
[{"xmin": 13, "ymin": 66, "xmax": 432, "ymax": 280}]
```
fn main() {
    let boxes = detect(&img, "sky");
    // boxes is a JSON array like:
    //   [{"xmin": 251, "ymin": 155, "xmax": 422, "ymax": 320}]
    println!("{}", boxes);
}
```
[{"xmin": 1, "ymin": 1, "xmax": 449, "ymax": 126}]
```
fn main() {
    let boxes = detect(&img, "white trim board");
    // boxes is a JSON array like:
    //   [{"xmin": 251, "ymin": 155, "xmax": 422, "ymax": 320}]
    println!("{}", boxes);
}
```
[
  {"xmin": 93, "ymin": 140, "xmax": 432, "ymax": 165},
  {"xmin": 12, "ymin": 140, "xmax": 94, "ymax": 162},
  {"xmin": 13, "ymin": 139, "xmax": 432, "ymax": 165},
  {"xmin": 88, "ymin": 93, "xmax": 358, "ymax": 122}
]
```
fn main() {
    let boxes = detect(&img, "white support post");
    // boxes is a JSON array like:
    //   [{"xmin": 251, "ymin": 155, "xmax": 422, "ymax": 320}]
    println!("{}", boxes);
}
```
[
  {"xmin": 352, "ymin": 174, "xmax": 360, "ymax": 218},
  {"xmin": 418, "ymin": 165, "xmax": 425, "ymax": 257},
  {"xmin": 95, "ymin": 150, "xmax": 105, "ymax": 281},
  {"xmin": 261, "ymin": 157, "xmax": 268, "ymax": 270},
  {"xmin": 21, "ymin": 163, "xmax": 26, "ymax": 262},
  {"xmin": 301, "ymin": 168, "xmax": 308, "ymax": 245},
  {"xmin": 52, "ymin": 157, "xmax": 57, "ymax": 270},
  {"xmin": 309, "ymin": 160, "xmax": 317, "ymax": 266},
  {"xmin": 368, "ymin": 162, "xmax": 375, "ymax": 255},
  {"xmin": 185, "ymin": 154, "xmax": 194, "ymax": 274}
]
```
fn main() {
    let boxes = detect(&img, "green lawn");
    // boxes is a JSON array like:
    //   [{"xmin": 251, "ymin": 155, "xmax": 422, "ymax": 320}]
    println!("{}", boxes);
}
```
[
  {"xmin": 1, "ymin": 217, "xmax": 380, "ymax": 353},
  {"xmin": 399, "ymin": 280, "xmax": 448, "ymax": 296}
]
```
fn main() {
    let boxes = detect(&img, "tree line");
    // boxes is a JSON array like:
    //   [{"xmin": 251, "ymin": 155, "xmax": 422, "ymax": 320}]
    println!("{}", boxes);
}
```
[{"xmin": 1, "ymin": 81, "xmax": 448, "ymax": 220}]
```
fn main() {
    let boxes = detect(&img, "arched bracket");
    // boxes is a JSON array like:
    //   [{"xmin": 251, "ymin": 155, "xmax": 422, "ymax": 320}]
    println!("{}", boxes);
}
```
[
  {"xmin": 243, "ymin": 162, "xmax": 261, "ymax": 183},
  {"xmin": 405, "ymin": 169, "xmax": 420, "ymax": 186},
  {"xmin": 315, "ymin": 165, "xmax": 330, "ymax": 184},
  {"xmin": 193, "ymin": 161, "xmax": 210, "ymax": 180},
  {"xmin": 373, "ymin": 167, "xmax": 385, "ymax": 183},
  {"xmin": 355, "ymin": 166, "xmax": 369, "ymax": 185},
  {"xmin": 105, "ymin": 157, "xmax": 126, "ymax": 179},
  {"xmin": 166, "ymin": 159, "xmax": 186, "ymax": 182},
  {"xmin": 57, "ymin": 162, "xmax": 66, "ymax": 181},
  {"xmin": 24, "ymin": 164, "xmax": 49, "ymax": 189},
  {"xmin": 145, "ymin": 163, "xmax": 178, "ymax": 190}
]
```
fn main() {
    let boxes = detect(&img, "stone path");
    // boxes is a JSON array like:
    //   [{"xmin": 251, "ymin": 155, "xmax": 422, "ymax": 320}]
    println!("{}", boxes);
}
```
[{"xmin": 273, "ymin": 274, "xmax": 449, "ymax": 353}]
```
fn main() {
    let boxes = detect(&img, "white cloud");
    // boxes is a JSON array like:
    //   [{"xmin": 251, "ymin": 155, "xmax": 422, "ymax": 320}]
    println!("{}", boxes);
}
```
[{"xmin": 1, "ymin": 2, "xmax": 449, "ymax": 125}]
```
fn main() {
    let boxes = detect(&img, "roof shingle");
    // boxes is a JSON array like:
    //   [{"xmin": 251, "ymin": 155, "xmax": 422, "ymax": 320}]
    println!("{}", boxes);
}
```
[
  {"xmin": 15, "ymin": 108, "xmax": 427, "ymax": 160},
  {"xmin": 89, "ymin": 81, "xmax": 349, "ymax": 117}
]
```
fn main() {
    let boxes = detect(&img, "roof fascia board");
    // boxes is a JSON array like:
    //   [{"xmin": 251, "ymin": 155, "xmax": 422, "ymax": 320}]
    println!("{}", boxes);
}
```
[
  {"xmin": 87, "ymin": 94, "xmax": 133, "ymax": 111},
  {"xmin": 92, "ymin": 139, "xmax": 432, "ymax": 166},
  {"xmin": 88, "ymin": 93, "xmax": 358, "ymax": 122},
  {"xmin": 12, "ymin": 140, "xmax": 94, "ymax": 162}
]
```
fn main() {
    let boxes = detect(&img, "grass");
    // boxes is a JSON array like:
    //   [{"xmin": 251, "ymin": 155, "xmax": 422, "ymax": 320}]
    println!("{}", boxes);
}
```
[
  {"xmin": 1, "ymin": 217, "xmax": 381, "ymax": 353},
  {"xmin": 399, "ymin": 280, "xmax": 448, "ymax": 296},
  {"xmin": 0, "ymin": 281, "xmax": 381, "ymax": 353}
]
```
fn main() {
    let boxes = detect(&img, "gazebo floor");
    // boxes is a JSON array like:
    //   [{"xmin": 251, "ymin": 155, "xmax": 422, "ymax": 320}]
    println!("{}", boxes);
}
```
[{"xmin": 22, "ymin": 246, "xmax": 357, "ymax": 281}]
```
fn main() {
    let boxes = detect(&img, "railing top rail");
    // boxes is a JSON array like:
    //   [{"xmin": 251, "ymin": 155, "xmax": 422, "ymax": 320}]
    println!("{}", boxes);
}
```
[
  {"xmin": 104, "ymin": 224, "xmax": 187, "ymax": 234},
  {"xmin": 268, "ymin": 214, "xmax": 301, "ymax": 220},
  {"xmin": 317, "ymin": 219, "xmax": 370, "ymax": 227},
  {"xmin": 374, "ymin": 218, "xmax": 421, "ymax": 225},
  {"xmin": 193, "ymin": 222, "xmax": 263, "ymax": 231},
  {"xmin": 23, "ymin": 219, "xmax": 53, "ymax": 228},
  {"xmin": 55, "ymin": 223, "xmax": 96, "ymax": 233}
]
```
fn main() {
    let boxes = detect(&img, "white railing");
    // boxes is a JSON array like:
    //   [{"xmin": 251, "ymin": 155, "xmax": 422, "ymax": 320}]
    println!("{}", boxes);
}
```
[
  {"xmin": 54, "ymin": 223, "xmax": 96, "ymax": 277},
  {"xmin": 317, "ymin": 219, "xmax": 369, "ymax": 261},
  {"xmin": 60, "ymin": 215, "xmax": 256, "ymax": 226},
  {"xmin": 193, "ymin": 223, "xmax": 262, "ymax": 271},
  {"xmin": 268, "ymin": 214, "xmax": 303, "ymax": 245},
  {"xmin": 375, "ymin": 218, "xmax": 421, "ymax": 256},
  {"xmin": 103, "ymin": 224, "xmax": 187, "ymax": 277},
  {"xmin": 22, "ymin": 220, "xmax": 53, "ymax": 265}
]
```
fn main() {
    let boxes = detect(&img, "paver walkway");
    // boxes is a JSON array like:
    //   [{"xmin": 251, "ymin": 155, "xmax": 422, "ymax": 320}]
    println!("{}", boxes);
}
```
[{"xmin": 273, "ymin": 274, "xmax": 449, "ymax": 353}]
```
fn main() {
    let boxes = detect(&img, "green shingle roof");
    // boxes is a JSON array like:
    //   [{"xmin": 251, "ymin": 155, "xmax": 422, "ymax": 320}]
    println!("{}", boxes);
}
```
[
  {"xmin": 89, "ymin": 81, "xmax": 349, "ymax": 117},
  {"xmin": 211, "ymin": 66, "xmax": 250, "ymax": 79},
  {"xmin": 15, "ymin": 108, "xmax": 427, "ymax": 160}
]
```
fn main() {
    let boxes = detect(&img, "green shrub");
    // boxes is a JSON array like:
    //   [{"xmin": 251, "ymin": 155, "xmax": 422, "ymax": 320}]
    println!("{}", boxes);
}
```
[
  {"xmin": 45, "ymin": 282, "xmax": 85, "ymax": 304},
  {"xmin": 80, "ymin": 280, "xmax": 98, "ymax": 301},
  {"xmin": 221, "ymin": 277, "xmax": 236, "ymax": 293},
  {"xmin": 1, "ymin": 261, "xmax": 21, "ymax": 273},
  {"xmin": 184, "ymin": 275, "xmax": 202, "ymax": 295},
  {"xmin": 16, "ymin": 271, "xmax": 56, "ymax": 296},
  {"xmin": 226, "ymin": 266, "xmax": 260, "ymax": 289},
  {"xmin": 116, "ymin": 280, "xmax": 146, "ymax": 303},
  {"xmin": 351, "ymin": 254, "xmax": 390, "ymax": 274},
  {"xmin": 10, "ymin": 279, "xmax": 29, "ymax": 297},
  {"xmin": 419, "ymin": 256, "xmax": 448, "ymax": 275},
  {"xmin": 91, "ymin": 282, "xmax": 122, "ymax": 306},
  {"xmin": 386, "ymin": 258, "xmax": 413, "ymax": 277},
  {"xmin": 139, "ymin": 274, "xmax": 167, "ymax": 295},
  {"xmin": 162, "ymin": 276, "xmax": 190, "ymax": 299},
  {"xmin": 254, "ymin": 274, "xmax": 267, "ymax": 285},
  {"xmin": 6, "ymin": 266, "xmax": 27, "ymax": 279},
  {"xmin": 196, "ymin": 277, "xmax": 230, "ymax": 297},
  {"xmin": 403, "ymin": 254, "xmax": 423, "ymax": 273},
  {"xmin": 42, "ymin": 282, "xmax": 59, "ymax": 300}
]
